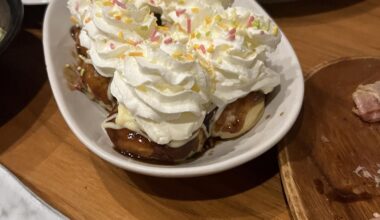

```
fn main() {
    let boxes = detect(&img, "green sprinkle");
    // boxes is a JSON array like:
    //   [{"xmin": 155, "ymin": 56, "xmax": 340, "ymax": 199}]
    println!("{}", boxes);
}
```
[{"xmin": 252, "ymin": 20, "xmax": 260, "ymax": 29}]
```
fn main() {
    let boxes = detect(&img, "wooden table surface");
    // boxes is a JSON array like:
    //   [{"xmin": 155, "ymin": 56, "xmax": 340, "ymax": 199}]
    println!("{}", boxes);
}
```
[{"xmin": 1, "ymin": 1, "xmax": 380, "ymax": 219}]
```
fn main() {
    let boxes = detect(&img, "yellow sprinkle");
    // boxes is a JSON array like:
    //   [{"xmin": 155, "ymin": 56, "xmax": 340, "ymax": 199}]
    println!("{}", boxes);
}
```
[
  {"xmin": 217, "ymin": 22, "xmax": 227, "ymax": 29},
  {"xmin": 232, "ymin": 20, "xmax": 239, "ymax": 27},
  {"xmin": 114, "ymin": 14, "xmax": 122, "ymax": 21},
  {"xmin": 273, "ymin": 26, "xmax": 279, "ymax": 36},
  {"xmin": 176, "ymin": 24, "xmax": 186, "ymax": 33},
  {"xmin": 178, "ymin": 0, "xmax": 185, "ymax": 4},
  {"xmin": 195, "ymin": 32, "xmax": 201, "ymax": 39},
  {"xmin": 123, "ymin": 17, "xmax": 133, "ymax": 24},
  {"xmin": 205, "ymin": 16, "xmax": 212, "ymax": 25},
  {"xmin": 70, "ymin": 16, "xmax": 79, "ymax": 24},
  {"xmin": 118, "ymin": 32, "xmax": 124, "ymax": 41},
  {"xmin": 191, "ymin": 7, "xmax": 200, "ymax": 13},
  {"xmin": 95, "ymin": 12, "xmax": 102, "ymax": 18},
  {"xmin": 215, "ymin": 15, "xmax": 222, "ymax": 22},
  {"xmin": 185, "ymin": 53, "xmax": 194, "ymax": 61},
  {"xmin": 172, "ymin": 51, "xmax": 183, "ymax": 59},
  {"xmin": 118, "ymin": 54, "xmax": 126, "ymax": 59},
  {"xmin": 252, "ymin": 20, "xmax": 261, "ymax": 29},
  {"xmin": 190, "ymin": 32, "xmax": 195, "ymax": 39},
  {"xmin": 126, "ymin": 39, "xmax": 137, "ymax": 46},
  {"xmin": 137, "ymin": 85, "xmax": 147, "ymax": 92},
  {"xmin": 128, "ymin": 51, "xmax": 144, "ymax": 57},
  {"xmin": 193, "ymin": 44, "xmax": 200, "ymax": 49},
  {"xmin": 191, "ymin": 84, "xmax": 200, "ymax": 92},
  {"xmin": 207, "ymin": 44, "xmax": 214, "ymax": 53},
  {"xmin": 102, "ymin": 0, "xmax": 113, "ymax": 6},
  {"xmin": 157, "ymin": 26, "xmax": 169, "ymax": 32}
]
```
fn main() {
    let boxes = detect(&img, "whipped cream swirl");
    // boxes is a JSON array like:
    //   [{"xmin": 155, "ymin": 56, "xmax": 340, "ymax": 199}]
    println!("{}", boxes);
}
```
[
  {"xmin": 110, "ymin": 41, "xmax": 209, "ymax": 145},
  {"xmin": 189, "ymin": 7, "xmax": 281, "ymax": 106},
  {"xmin": 68, "ymin": 0, "xmax": 157, "ymax": 77}
]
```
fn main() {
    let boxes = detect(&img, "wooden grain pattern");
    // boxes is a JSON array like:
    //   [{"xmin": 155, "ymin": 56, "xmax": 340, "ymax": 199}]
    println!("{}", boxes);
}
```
[
  {"xmin": 279, "ymin": 57, "xmax": 380, "ymax": 220},
  {"xmin": 1, "ymin": 1, "xmax": 380, "ymax": 219}
]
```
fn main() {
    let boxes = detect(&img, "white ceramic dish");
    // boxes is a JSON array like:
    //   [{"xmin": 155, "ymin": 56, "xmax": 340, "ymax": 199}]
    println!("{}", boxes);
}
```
[
  {"xmin": 43, "ymin": 0, "xmax": 304, "ymax": 178},
  {"xmin": 22, "ymin": 0, "xmax": 48, "ymax": 5}
]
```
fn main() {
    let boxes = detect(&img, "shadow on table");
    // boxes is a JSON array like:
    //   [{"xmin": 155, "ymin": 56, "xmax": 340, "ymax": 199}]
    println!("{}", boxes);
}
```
[
  {"xmin": 93, "ymin": 146, "xmax": 281, "ymax": 218},
  {"xmin": 126, "ymin": 147, "xmax": 279, "ymax": 200},
  {"xmin": 261, "ymin": 0, "xmax": 366, "ymax": 18},
  {"xmin": 0, "ymin": 28, "xmax": 47, "ymax": 153}
]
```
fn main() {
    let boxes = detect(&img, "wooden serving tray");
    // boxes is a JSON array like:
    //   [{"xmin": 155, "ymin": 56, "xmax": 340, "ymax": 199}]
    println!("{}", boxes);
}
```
[{"xmin": 279, "ymin": 57, "xmax": 380, "ymax": 220}]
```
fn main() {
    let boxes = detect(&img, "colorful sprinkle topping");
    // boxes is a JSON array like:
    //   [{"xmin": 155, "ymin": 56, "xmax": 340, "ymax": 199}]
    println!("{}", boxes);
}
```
[
  {"xmin": 150, "ymin": 28, "xmax": 160, "ymax": 41},
  {"xmin": 110, "ymin": 43, "xmax": 115, "ymax": 49},
  {"xmin": 118, "ymin": 31, "xmax": 124, "ymax": 41},
  {"xmin": 247, "ymin": 16, "xmax": 254, "ymax": 27},
  {"xmin": 191, "ymin": 7, "xmax": 200, "ymax": 14},
  {"xmin": 186, "ymin": 17, "xmax": 192, "ymax": 34},
  {"xmin": 164, "ymin": 37, "xmax": 173, "ymax": 44},
  {"xmin": 157, "ymin": 26, "xmax": 169, "ymax": 32},
  {"xmin": 176, "ymin": 9, "xmax": 186, "ymax": 17},
  {"xmin": 199, "ymin": 44, "xmax": 206, "ymax": 54},
  {"xmin": 228, "ymin": 28, "xmax": 236, "ymax": 41},
  {"xmin": 112, "ymin": 0, "xmax": 126, "ymax": 9},
  {"xmin": 128, "ymin": 51, "xmax": 144, "ymax": 57}
]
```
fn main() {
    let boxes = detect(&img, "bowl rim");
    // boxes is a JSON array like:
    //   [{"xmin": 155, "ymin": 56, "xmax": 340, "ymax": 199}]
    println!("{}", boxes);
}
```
[
  {"xmin": 0, "ymin": 0, "xmax": 24, "ymax": 55},
  {"xmin": 43, "ymin": 0, "xmax": 304, "ymax": 178}
]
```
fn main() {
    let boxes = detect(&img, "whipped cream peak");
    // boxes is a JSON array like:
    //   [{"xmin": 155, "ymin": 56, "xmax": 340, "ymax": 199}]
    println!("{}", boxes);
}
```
[
  {"xmin": 68, "ymin": 0, "xmax": 158, "ymax": 77},
  {"xmin": 110, "ymin": 40, "xmax": 210, "ymax": 144},
  {"xmin": 188, "ymin": 6, "xmax": 281, "ymax": 105}
]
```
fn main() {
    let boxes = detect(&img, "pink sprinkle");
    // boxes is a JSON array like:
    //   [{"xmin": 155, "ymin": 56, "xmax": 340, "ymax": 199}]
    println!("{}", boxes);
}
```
[
  {"xmin": 176, "ymin": 9, "xmax": 186, "ymax": 17},
  {"xmin": 228, "ymin": 28, "xmax": 236, "ymax": 35},
  {"xmin": 75, "ymin": 1, "xmax": 79, "ymax": 12},
  {"xmin": 247, "ymin": 16, "xmax": 254, "ymax": 27},
  {"xmin": 110, "ymin": 43, "xmax": 115, "ymax": 49},
  {"xmin": 149, "ymin": 0, "xmax": 155, "ymax": 5},
  {"xmin": 150, "ymin": 28, "xmax": 160, "ymax": 41},
  {"xmin": 164, "ymin": 37, "xmax": 173, "ymax": 44},
  {"xmin": 228, "ymin": 28, "xmax": 236, "ymax": 41},
  {"xmin": 199, "ymin": 44, "xmax": 206, "ymax": 54},
  {"xmin": 187, "ymin": 17, "xmax": 192, "ymax": 34},
  {"xmin": 112, "ymin": 0, "xmax": 126, "ymax": 9}
]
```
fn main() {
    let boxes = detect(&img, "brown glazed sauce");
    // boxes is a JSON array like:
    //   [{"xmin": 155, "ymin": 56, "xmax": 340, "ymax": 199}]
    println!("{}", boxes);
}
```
[
  {"xmin": 214, "ymin": 92, "xmax": 264, "ymax": 134},
  {"xmin": 70, "ymin": 26, "xmax": 87, "ymax": 57},
  {"xmin": 68, "ymin": 26, "xmax": 114, "ymax": 110},
  {"xmin": 106, "ymin": 92, "xmax": 265, "ymax": 163},
  {"xmin": 106, "ymin": 125, "xmax": 207, "ymax": 164}
]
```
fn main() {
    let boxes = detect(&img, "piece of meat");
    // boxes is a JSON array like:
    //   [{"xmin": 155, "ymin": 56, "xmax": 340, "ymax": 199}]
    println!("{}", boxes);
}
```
[{"xmin": 352, "ymin": 81, "xmax": 380, "ymax": 123}]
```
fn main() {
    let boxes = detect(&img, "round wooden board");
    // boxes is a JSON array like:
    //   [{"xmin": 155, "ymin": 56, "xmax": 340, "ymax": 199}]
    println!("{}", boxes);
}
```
[{"xmin": 279, "ymin": 57, "xmax": 380, "ymax": 220}]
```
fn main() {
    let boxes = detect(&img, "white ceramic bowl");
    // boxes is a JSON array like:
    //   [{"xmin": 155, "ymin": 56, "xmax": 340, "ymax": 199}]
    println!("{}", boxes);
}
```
[{"xmin": 43, "ymin": 0, "xmax": 304, "ymax": 177}]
